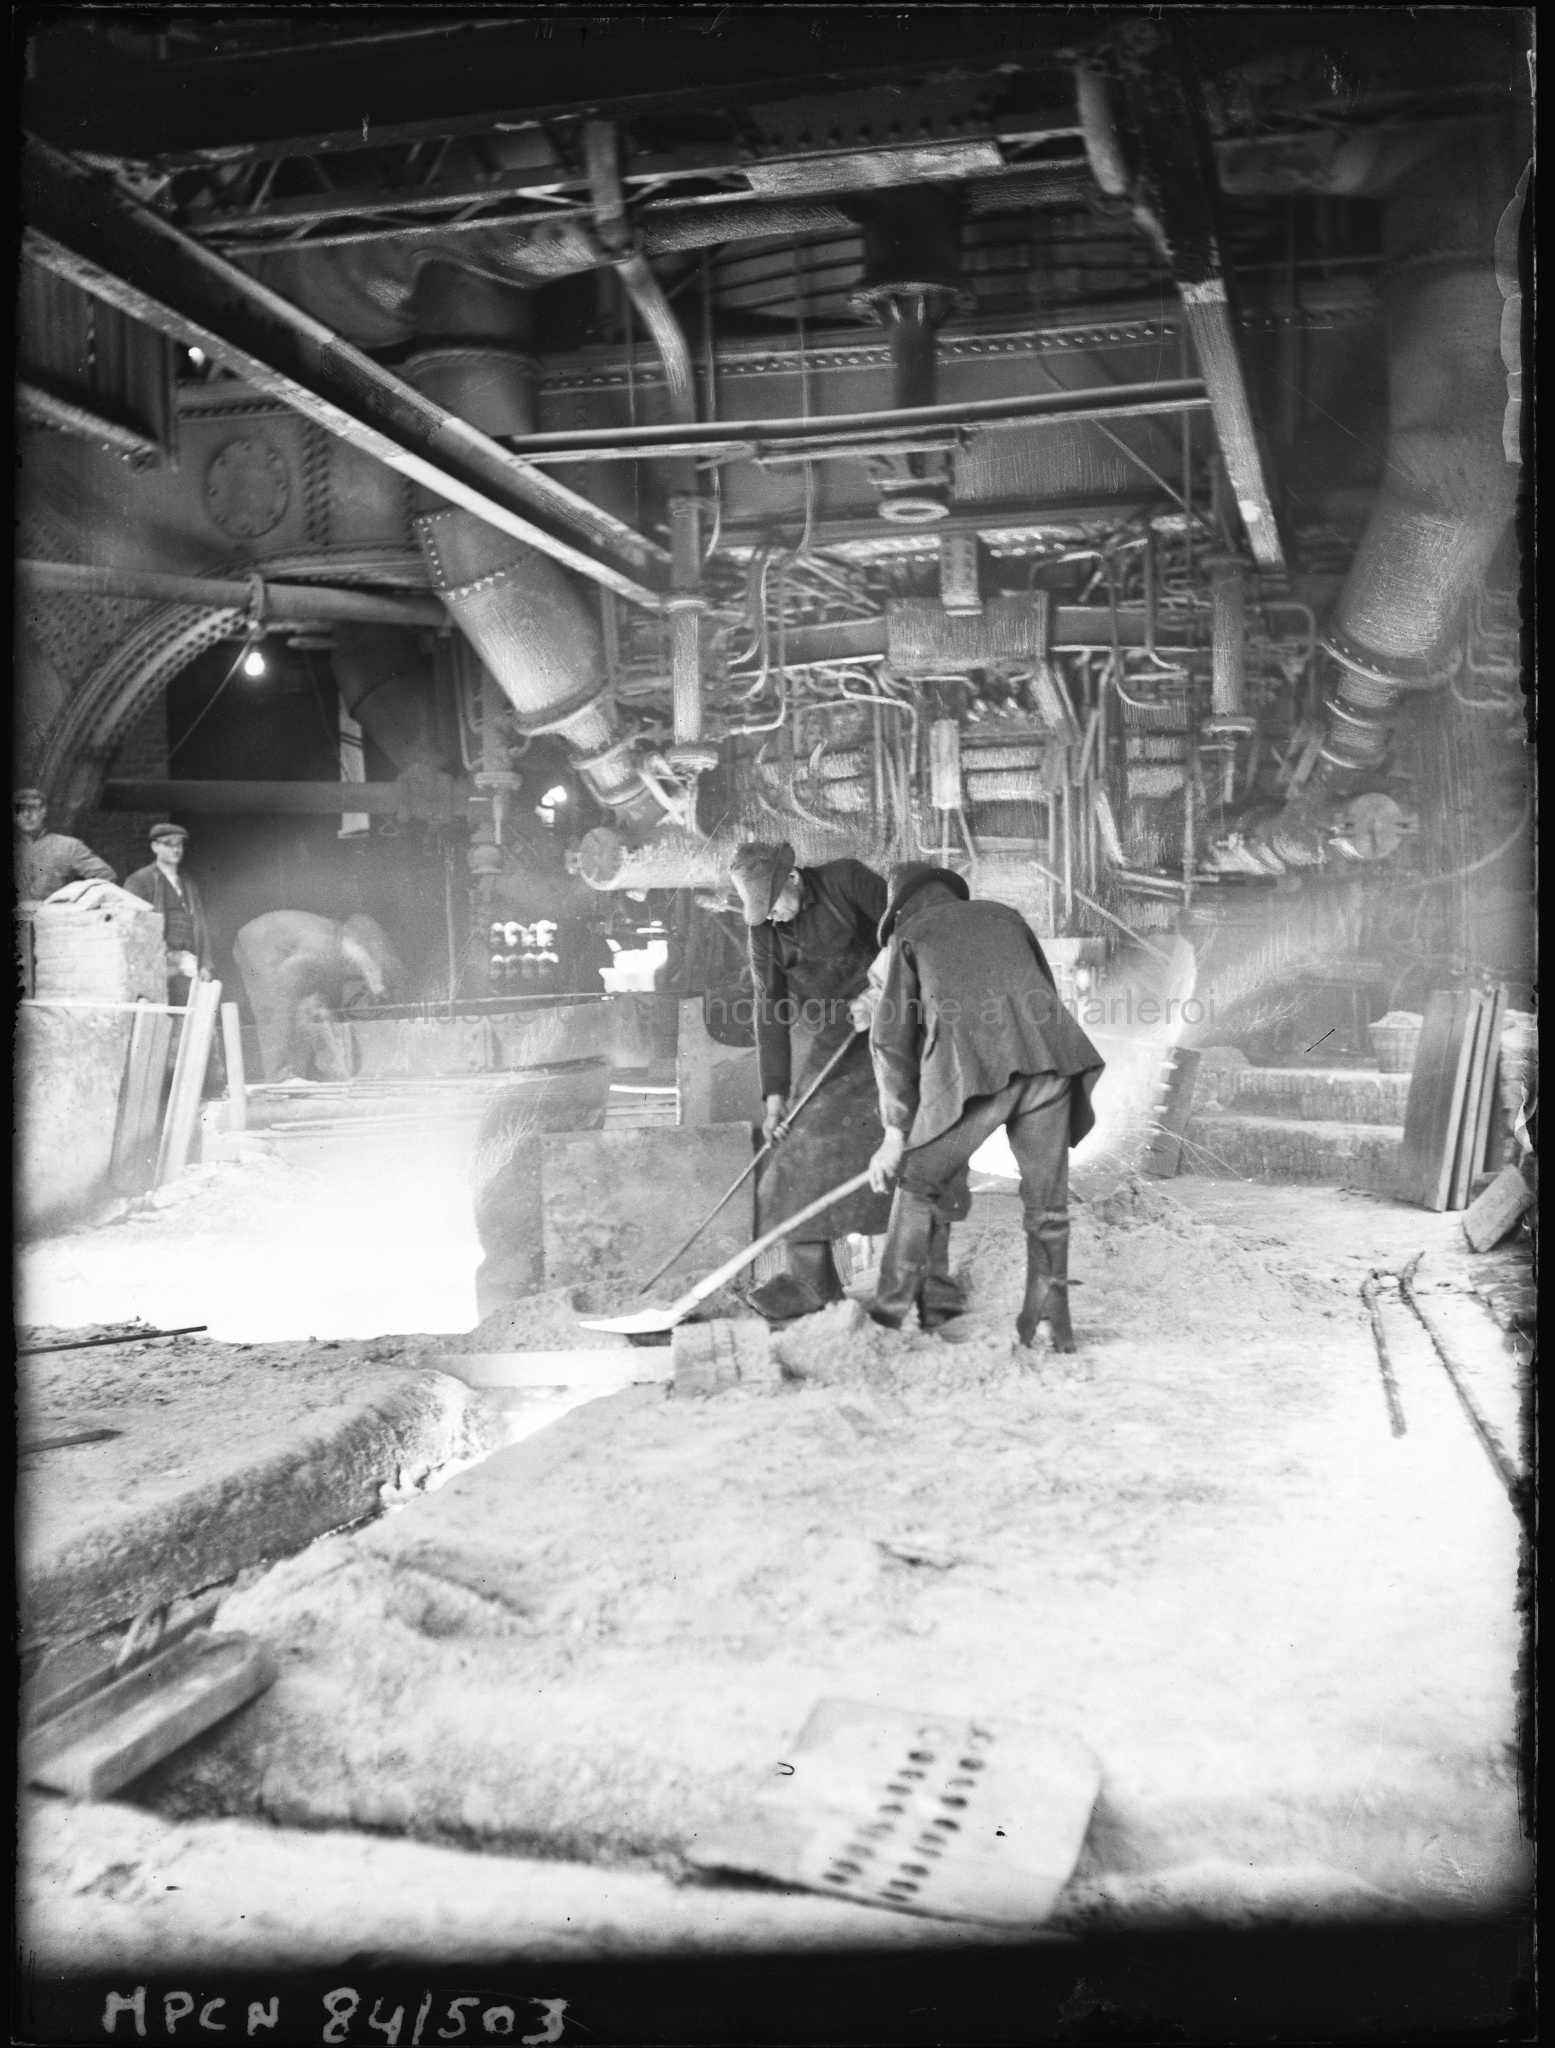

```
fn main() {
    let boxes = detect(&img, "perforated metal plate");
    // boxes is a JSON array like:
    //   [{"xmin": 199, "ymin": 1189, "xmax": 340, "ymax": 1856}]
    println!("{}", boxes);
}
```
[{"xmin": 690, "ymin": 1697, "xmax": 1100, "ymax": 1927}]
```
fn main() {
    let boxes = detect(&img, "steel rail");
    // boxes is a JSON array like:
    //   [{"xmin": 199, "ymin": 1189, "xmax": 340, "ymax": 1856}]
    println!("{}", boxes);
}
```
[{"xmin": 492, "ymin": 378, "xmax": 1211, "ymax": 466}]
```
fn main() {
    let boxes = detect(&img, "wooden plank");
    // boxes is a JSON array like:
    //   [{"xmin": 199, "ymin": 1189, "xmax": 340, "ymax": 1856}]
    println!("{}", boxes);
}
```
[
  {"xmin": 154, "ymin": 978, "xmax": 223, "ymax": 1187},
  {"xmin": 1448, "ymin": 993, "xmax": 1490, "ymax": 1211},
  {"xmin": 22, "ymin": 1632, "xmax": 276, "ymax": 1800},
  {"xmin": 1462, "ymin": 1164, "xmax": 1535, "ymax": 1254},
  {"xmin": 1395, "ymin": 991, "xmax": 1477, "ymax": 1210},
  {"xmin": 1140, "ymin": 1047, "xmax": 1201, "ymax": 1178},
  {"xmin": 110, "ymin": 1003, "xmax": 162, "ymax": 1185},
  {"xmin": 1467, "ymin": 986, "xmax": 1508, "ymax": 1190},
  {"xmin": 220, "ymin": 1000, "xmax": 248, "ymax": 1131},
  {"xmin": 437, "ymin": 1350, "xmax": 670, "ymax": 1388}
]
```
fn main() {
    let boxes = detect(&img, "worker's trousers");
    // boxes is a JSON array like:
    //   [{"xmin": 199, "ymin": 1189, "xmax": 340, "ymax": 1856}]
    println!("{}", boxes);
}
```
[{"xmin": 897, "ymin": 1070, "xmax": 1072, "ymax": 1227}]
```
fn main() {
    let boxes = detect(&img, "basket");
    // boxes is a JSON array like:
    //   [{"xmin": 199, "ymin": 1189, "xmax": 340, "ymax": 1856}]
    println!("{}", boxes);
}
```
[{"xmin": 1368, "ymin": 1013, "xmax": 1424, "ymax": 1073}]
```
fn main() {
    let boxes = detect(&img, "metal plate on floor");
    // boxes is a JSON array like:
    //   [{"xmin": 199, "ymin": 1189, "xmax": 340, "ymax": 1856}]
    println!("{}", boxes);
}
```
[{"xmin": 689, "ymin": 1697, "xmax": 1100, "ymax": 1927}]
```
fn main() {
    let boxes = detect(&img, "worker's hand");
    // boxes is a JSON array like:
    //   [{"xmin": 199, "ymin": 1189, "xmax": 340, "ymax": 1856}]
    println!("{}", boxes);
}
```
[
  {"xmin": 847, "ymin": 990, "xmax": 876, "ymax": 1033},
  {"xmin": 196, "ymin": 966, "xmax": 214, "ymax": 982},
  {"xmin": 868, "ymin": 1126, "xmax": 907, "ymax": 1194},
  {"xmin": 174, "ymin": 950, "xmax": 200, "ymax": 979},
  {"xmin": 762, "ymin": 1093, "xmax": 789, "ymax": 1143}
]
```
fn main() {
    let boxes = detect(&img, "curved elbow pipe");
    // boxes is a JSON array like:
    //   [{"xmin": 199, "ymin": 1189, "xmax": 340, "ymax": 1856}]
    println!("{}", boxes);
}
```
[{"xmin": 1316, "ymin": 135, "xmax": 1520, "ymax": 778}]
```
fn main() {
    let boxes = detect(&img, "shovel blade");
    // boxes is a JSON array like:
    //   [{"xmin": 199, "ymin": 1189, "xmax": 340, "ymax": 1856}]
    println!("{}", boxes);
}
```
[{"xmin": 577, "ymin": 1307, "xmax": 685, "ymax": 1335}]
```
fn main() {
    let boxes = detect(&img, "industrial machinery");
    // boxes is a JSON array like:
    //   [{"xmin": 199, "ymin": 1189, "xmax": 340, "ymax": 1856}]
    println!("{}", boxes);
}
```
[{"xmin": 16, "ymin": 13, "xmax": 1530, "ymax": 1015}]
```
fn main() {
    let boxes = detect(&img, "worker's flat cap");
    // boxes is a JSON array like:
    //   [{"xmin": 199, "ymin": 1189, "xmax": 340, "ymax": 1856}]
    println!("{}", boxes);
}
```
[
  {"xmin": 149, "ymin": 821, "xmax": 189, "ymax": 843},
  {"xmin": 728, "ymin": 840, "xmax": 795, "ymax": 926},
  {"xmin": 13, "ymin": 787, "xmax": 45, "ymax": 805},
  {"xmin": 878, "ymin": 861, "xmax": 970, "ymax": 945}
]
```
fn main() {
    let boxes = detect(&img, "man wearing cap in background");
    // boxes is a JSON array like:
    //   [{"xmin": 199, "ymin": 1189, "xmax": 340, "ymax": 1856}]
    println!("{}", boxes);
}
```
[
  {"xmin": 730, "ymin": 839, "xmax": 894, "ymax": 1321},
  {"xmin": 866, "ymin": 862, "xmax": 1105, "ymax": 1348},
  {"xmin": 125, "ymin": 823, "xmax": 214, "ymax": 1002},
  {"xmin": 13, "ymin": 788, "xmax": 116, "ymax": 904}
]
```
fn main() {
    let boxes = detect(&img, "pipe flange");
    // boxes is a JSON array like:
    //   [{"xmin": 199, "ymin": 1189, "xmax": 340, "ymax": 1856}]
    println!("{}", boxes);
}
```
[
  {"xmin": 850, "ymin": 280, "xmax": 973, "ymax": 323},
  {"xmin": 1321, "ymin": 630, "xmax": 1445, "ymax": 696},
  {"xmin": 663, "ymin": 592, "xmax": 707, "ymax": 615},
  {"xmin": 509, "ymin": 685, "xmax": 612, "ymax": 739}
]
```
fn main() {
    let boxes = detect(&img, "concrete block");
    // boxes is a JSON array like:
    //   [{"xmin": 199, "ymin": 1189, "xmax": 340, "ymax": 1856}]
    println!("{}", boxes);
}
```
[
  {"xmin": 1231, "ymin": 1067, "xmax": 1411, "ymax": 1127},
  {"xmin": 14, "ymin": 1006, "xmax": 134, "ymax": 1234},
  {"xmin": 677, "ymin": 998, "xmax": 763, "ymax": 1129},
  {"xmin": 1182, "ymin": 1112, "xmax": 1404, "ymax": 1192},
  {"xmin": 541, "ymin": 1124, "xmax": 756, "ymax": 1289}
]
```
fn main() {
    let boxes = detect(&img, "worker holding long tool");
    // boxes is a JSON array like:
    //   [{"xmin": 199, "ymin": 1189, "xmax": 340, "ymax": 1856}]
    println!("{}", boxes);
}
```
[
  {"xmin": 865, "ymin": 863, "xmax": 1105, "ymax": 1347},
  {"xmin": 727, "ymin": 840, "xmax": 894, "ymax": 1322},
  {"xmin": 729, "ymin": 839, "xmax": 971, "ymax": 1325}
]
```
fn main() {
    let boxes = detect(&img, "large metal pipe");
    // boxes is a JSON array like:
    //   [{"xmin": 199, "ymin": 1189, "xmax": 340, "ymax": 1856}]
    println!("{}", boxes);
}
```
[
  {"xmin": 330, "ymin": 623, "xmax": 448, "ymax": 774},
  {"xmin": 389, "ymin": 292, "xmax": 662, "ymax": 833},
  {"xmin": 584, "ymin": 120, "xmax": 705, "ymax": 746},
  {"xmin": 16, "ymin": 558, "xmax": 445, "ymax": 627},
  {"xmin": 1203, "ymin": 554, "xmax": 1248, "ymax": 718},
  {"xmin": 1318, "ymin": 134, "xmax": 1521, "ymax": 776}
]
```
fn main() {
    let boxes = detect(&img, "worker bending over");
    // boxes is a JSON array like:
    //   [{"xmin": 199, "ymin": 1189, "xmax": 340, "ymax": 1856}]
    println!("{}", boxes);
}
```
[
  {"xmin": 866, "ymin": 863, "xmax": 1105, "ymax": 1347},
  {"xmin": 729, "ymin": 840, "xmax": 900, "ymax": 1322}
]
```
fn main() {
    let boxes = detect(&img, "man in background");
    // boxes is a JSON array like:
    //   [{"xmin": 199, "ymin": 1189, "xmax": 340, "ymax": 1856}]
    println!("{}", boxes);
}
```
[
  {"xmin": 13, "ymin": 787, "xmax": 115, "ymax": 903},
  {"xmin": 124, "ymin": 822, "xmax": 214, "ymax": 1003}
]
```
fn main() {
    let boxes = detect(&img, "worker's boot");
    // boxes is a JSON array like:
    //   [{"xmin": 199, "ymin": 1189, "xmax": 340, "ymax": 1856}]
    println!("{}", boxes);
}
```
[
  {"xmin": 1016, "ymin": 1209, "xmax": 1076, "ymax": 1352},
  {"xmin": 748, "ymin": 1242, "xmax": 845, "ymax": 1324},
  {"xmin": 918, "ymin": 1214, "xmax": 967, "ymax": 1331},
  {"xmin": 869, "ymin": 1189, "xmax": 938, "ymax": 1330}
]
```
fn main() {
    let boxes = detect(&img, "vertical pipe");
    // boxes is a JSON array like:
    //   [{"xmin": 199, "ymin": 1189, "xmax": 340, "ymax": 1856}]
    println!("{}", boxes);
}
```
[
  {"xmin": 220, "ymin": 1001, "xmax": 246, "ymax": 1130},
  {"xmin": 1182, "ymin": 750, "xmax": 1196, "ymax": 919},
  {"xmin": 444, "ymin": 843, "xmax": 460, "ymax": 1016},
  {"xmin": 1179, "ymin": 320, "xmax": 1193, "ymax": 580},
  {"xmin": 1061, "ymin": 780, "xmax": 1073, "ymax": 926},
  {"xmin": 1207, "ymin": 557, "xmax": 1247, "ymax": 717},
  {"xmin": 1047, "ymin": 793, "xmax": 1059, "ymax": 932}
]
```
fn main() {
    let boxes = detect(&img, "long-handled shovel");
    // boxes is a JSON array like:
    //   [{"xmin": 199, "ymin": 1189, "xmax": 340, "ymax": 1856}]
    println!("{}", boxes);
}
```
[
  {"xmin": 579, "ymin": 1169, "xmax": 875, "ymax": 1336},
  {"xmin": 633, "ymin": 1027, "xmax": 862, "ymax": 1296}
]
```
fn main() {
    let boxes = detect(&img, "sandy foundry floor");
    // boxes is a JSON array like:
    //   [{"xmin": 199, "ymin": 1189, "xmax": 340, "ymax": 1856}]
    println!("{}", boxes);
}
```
[{"xmin": 17, "ymin": 1168, "xmax": 1532, "ymax": 1970}]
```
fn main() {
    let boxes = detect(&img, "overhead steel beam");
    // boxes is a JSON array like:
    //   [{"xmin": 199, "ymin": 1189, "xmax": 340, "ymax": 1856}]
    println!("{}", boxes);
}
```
[
  {"xmin": 20, "ymin": 139, "xmax": 670, "ymax": 611},
  {"xmin": 26, "ymin": 17, "xmax": 1092, "ymax": 167},
  {"xmin": 16, "ymin": 560, "xmax": 449, "ymax": 628},
  {"xmin": 101, "ymin": 780, "xmax": 424, "ymax": 816},
  {"xmin": 495, "ymin": 379, "xmax": 1211, "ymax": 467},
  {"xmin": 17, "ymin": 381, "xmax": 163, "ymax": 460},
  {"xmin": 1115, "ymin": 28, "xmax": 1285, "ymax": 570}
]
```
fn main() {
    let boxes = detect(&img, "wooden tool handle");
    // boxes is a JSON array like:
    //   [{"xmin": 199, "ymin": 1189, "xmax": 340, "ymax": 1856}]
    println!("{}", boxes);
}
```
[{"xmin": 670, "ymin": 1168, "xmax": 875, "ymax": 1317}]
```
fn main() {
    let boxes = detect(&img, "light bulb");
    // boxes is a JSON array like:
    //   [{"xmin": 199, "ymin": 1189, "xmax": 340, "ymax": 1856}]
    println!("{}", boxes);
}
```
[{"xmin": 242, "ymin": 647, "xmax": 267, "ymax": 678}]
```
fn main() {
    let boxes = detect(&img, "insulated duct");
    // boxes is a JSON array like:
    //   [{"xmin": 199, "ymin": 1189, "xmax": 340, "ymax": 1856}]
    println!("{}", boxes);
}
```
[
  {"xmin": 396, "ymin": 268, "xmax": 662, "ymax": 831},
  {"xmin": 1316, "ymin": 135, "xmax": 1520, "ymax": 778},
  {"xmin": 583, "ymin": 120, "xmax": 705, "ymax": 748},
  {"xmin": 330, "ymin": 625, "xmax": 447, "ymax": 773}
]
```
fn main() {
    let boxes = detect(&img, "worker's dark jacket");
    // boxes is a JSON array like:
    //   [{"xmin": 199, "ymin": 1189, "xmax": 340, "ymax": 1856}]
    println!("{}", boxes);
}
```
[
  {"xmin": 750, "ymin": 858, "xmax": 895, "ymax": 1243},
  {"xmin": 872, "ymin": 887, "xmax": 1105, "ymax": 1149},
  {"xmin": 748, "ymin": 858, "xmax": 886, "ymax": 1100},
  {"xmin": 14, "ymin": 831, "xmax": 114, "ymax": 902},
  {"xmin": 124, "ymin": 863, "xmax": 214, "ymax": 973}
]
